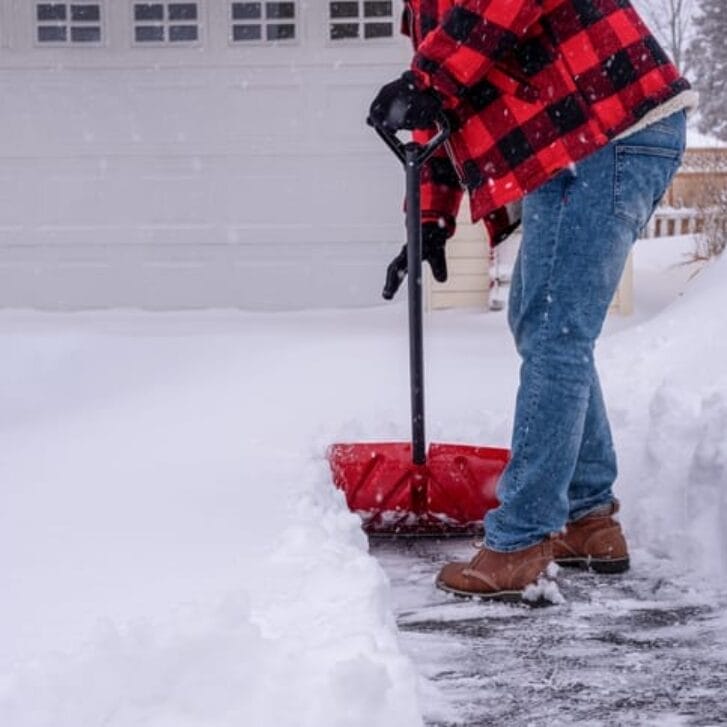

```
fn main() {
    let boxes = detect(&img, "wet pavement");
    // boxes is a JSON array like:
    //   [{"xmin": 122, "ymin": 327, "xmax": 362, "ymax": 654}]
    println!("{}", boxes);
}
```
[{"xmin": 374, "ymin": 539, "xmax": 727, "ymax": 727}]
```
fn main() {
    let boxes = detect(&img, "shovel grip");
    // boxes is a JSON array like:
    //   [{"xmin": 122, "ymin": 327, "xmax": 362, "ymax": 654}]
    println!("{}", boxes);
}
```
[{"xmin": 370, "ymin": 114, "xmax": 451, "ymax": 168}]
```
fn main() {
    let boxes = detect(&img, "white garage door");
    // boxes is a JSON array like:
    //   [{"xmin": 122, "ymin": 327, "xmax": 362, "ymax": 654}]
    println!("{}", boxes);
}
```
[{"xmin": 0, "ymin": 1, "xmax": 410, "ymax": 309}]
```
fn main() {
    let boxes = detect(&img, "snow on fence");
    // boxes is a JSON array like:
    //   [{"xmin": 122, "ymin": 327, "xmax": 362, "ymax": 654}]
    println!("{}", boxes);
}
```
[
  {"xmin": 643, "ymin": 207, "xmax": 701, "ymax": 238},
  {"xmin": 643, "ymin": 206, "xmax": 727, "ymax": 243}
]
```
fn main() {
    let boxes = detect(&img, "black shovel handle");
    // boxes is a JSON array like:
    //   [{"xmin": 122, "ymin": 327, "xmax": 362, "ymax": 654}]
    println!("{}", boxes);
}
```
[
  {"xmin": 371, "ymin": 115, "xmax": 451, "ymax": 168},
  {"xmin": 370, "ymin": 115, "xmax": 451, "ymax": 465}
]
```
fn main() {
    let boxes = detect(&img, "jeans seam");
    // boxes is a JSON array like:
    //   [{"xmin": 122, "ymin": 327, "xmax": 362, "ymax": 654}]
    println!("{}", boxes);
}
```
[
  {"xmin": 616, "ymin": 145, "xmax": 682, "ymax": 159},
  {"xmin": 613, "ymin": 144, "xmax": 621, "ymax": 224},
  {"xmin": 486, "ymin": 536, "xmax": 549, "ymax": 554},
  {"xmin": 569, "ymin": 497, "xmax": 616, "ymax": 522},
  {"xmin": 503, "ymin": 181, "xmax": 565, "ymax": 503},
  {"xmin": 647, "ymin": 122, "xmax": 680, "ymax": 138}
]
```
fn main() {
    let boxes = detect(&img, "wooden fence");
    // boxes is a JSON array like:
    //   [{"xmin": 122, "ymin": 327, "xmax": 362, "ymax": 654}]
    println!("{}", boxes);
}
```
[{"xmin": 643, "ymin": 206, "xmax": 727, "ymax": 240}]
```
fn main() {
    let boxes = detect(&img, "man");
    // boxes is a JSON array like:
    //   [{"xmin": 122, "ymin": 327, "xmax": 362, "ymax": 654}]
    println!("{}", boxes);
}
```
[{"xmin": 369, "ymin": 0, "xmax": 697, "ymax": 602}]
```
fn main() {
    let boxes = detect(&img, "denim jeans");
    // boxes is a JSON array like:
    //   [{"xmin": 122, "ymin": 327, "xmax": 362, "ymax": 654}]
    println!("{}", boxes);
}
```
[{"xmin": 484, "ymin": 110, "xmax": 687, "ymax": 552}]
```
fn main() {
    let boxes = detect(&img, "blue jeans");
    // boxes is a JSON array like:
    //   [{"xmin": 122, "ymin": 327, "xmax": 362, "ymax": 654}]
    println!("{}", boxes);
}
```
[{"xmin": 484, "ymin": 110, "xmax": 687, "ymax": 552}]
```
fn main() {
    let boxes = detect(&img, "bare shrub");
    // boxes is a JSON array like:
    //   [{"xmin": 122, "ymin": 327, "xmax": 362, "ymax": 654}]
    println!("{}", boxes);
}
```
[{"xmin": 694, "ymin": 183, "xmax": 727, "ymax": 261}]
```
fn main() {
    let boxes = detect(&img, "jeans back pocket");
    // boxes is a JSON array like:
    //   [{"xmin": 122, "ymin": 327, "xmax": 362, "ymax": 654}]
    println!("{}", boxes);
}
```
[
  {"xmin": 613, "ymin": 112, "xmax": 686, "ymax": 233},
  {"xmin": 614, "ymin": 144, "xmax": 683, "ymax": 233}
]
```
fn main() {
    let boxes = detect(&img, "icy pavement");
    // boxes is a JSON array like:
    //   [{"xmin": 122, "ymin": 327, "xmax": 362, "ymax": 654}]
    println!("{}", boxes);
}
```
[{"xmin": 375, "ymin": 539, "xmax": 727, "ymax": 727}]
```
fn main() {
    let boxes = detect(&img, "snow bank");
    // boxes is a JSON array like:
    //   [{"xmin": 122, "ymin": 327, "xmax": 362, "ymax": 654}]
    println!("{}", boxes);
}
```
[
  {"xmin": 603, "ymin": 253, "xmax": 727, "ymax": 584},
  {"xmin": 1, "ymin": 484, "xmax": 419, "ymax": 727},
  {"xmin": 0, "ymin": 318, "xmax": 422, "ymax": 727}
]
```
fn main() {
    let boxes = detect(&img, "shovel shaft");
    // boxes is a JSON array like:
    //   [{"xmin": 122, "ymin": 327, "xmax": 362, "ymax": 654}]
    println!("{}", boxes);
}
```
[
  {"xmin": 405, "ymin": 144, "xmax": 427, "ymax": 466},
  {"xmin": 371, "ymin": 116, "xmax": 450, "ymax": 468}
]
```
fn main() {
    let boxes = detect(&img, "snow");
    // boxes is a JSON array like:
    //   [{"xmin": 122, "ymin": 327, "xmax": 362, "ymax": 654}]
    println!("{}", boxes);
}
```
[
  {"xmin": 0, "ymin": 315, "xmax": 421, "ymax": 727},
  {"xmin": 2, "ymin": 234, "xmax": 727, "ymax": 725},
  {"xmin": 604, "ymin": 243, "xmax": 727, "ymax": 583},
  {"xmin": 521, "ymin": 576, "xmax": 565, "ymax": 606},
  {"xmin": 687, "ymin": 126, "xmax": 727, "ymax": 149}
]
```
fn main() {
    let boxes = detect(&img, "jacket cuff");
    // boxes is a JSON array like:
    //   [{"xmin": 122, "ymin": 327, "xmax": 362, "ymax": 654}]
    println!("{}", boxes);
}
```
[
  {"xmin": 483, "ymin": 202, "xmax": 522, "ymax": 247},
  {"xmin": 422, "ymin": 213, "xmax": 457, "ymax": 238}
]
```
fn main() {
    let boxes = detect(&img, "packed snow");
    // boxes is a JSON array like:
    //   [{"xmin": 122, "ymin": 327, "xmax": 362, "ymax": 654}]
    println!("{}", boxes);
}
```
[{"xmin": 2, "ymin": 233, "xmax": 726, "ymax": 725}]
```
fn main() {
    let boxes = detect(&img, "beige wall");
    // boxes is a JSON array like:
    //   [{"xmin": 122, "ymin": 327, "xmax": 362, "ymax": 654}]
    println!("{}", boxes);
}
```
[{"xmin": 668, "ymin": 149, "xmax": 727, "ymax": 208}]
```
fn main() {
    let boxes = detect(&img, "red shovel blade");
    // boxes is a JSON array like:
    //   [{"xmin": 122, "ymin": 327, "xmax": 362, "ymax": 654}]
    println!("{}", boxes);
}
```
[{"xmin": 327, "ymin": 442, "xmax": 509, "ymax": 536}]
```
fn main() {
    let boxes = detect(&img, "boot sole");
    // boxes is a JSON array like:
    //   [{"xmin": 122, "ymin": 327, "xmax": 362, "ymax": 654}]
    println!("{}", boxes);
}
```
[
  {"xmin": 556, "ymin": 556, "xmax": 630, "ymax": 574},
  {"xmin": 435, "ymin": 579, "xmax": 553, "ymax": 607}
]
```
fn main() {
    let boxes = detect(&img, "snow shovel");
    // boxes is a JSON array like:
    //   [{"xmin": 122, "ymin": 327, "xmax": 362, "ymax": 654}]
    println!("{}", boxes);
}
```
[{"xmin": 327, "ymin": 115, "xmax": 510, "ymax": 536}]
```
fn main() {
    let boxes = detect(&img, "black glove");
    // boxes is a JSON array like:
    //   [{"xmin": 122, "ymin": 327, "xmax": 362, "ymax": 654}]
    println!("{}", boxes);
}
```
[
  {"xmin": 383, "ymin": 223, "xmax": 449, "ymax": 300},
  {"xmin": 368, "ymin": 71, "xmax": 442, "ymax": 131}
]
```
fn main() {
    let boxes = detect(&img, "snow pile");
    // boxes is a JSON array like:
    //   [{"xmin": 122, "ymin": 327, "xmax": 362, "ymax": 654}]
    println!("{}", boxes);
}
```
[
  {"xmin": 0, "ymin": 320, "xmax": 422, "ymax": 727},
  {"xmin": 1, "ymin": 491, "xmax": 419, "ymax": 727},
  {"xmin": 603, "ymin": 252, "xmax": 727, "ymax": 584}
]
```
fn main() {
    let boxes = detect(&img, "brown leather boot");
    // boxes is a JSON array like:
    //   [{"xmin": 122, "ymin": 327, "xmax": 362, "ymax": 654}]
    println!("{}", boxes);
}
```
[
  {"xmin": 436, "ymin": 539, "xmax": 554, "ymax": 604},
  {"xmin": 553, "ymin": 500, "xmax": 630, "ymax": 573}
]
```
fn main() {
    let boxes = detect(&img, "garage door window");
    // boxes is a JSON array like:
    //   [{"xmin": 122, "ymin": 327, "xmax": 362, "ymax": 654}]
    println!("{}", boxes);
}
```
[
  {"xmin": 329, "ymin": 1, "xmax": 393, "ymax": 41},
  {"xmin": 36, "ymin": 3, "xmax": 103, "ymax": 44},
  {"xmin": 133, "ymin": 2, "xmax": 200, "ymax": 43},
  {"xmin": 231, "ymin": 2, "xmax": 296, "ymax": 43}
]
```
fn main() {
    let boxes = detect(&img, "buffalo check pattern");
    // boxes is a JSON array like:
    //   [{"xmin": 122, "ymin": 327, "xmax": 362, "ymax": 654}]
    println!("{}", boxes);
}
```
[{"xmin": 402, "ymin": 0, "xmax": 690, "ymax": 244}]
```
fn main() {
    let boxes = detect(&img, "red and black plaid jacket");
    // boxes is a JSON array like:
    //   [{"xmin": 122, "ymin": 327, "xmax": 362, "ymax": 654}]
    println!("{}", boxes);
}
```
[{"xmin": 403, "ymin": 0, "xmax": 690, "ymax": 244}]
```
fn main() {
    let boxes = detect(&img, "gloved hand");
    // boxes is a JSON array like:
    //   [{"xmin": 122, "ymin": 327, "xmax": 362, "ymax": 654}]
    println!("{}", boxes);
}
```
[
  {"xmin": 383, "ymin": 223, "xmax": 449, "ymax": 300},
  {"xmin": 368, "ymin": 71, "xmax": 442, "ymax": 131}
]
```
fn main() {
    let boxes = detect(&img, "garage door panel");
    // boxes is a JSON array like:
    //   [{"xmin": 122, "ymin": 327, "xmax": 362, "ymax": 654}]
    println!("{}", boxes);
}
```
[
  {"xmin": 0, "ymin": 75, "xmax": 310, "ymax": 152},
  {"xmin": 319, "ymin": 74, "xmax": 409, "ymax": 142},
  {"xmin": 0, "ymin": 82, "xmax": 104, "ymax": 149},
  {"xmin": 0, "ymin": 157, "xmax": 403, "ymax": 245},
  {"xmin": 127, "ymin": 84, "xmax": 219, "ymax": 142},
  {"xmin": 0, "ymin": 4, "xmax": 411, "ymax": 308},
  {"xmin": 209, "ymin": 154, "xmax": 402, "ymax": 228},
  {"xmin": 227, "ymin": 83, "xmax": 308, "ymax": 139},
  {"xmin": 0, "ymin": 242, "xmax": 395, "ymax": 309},
  {"xmin": 33, "ymin": 178, "xmax": 205, "ymax": 228},
  {"xmin": 0, "ymin": 151, "xmax": 403, "ymax": 240}
]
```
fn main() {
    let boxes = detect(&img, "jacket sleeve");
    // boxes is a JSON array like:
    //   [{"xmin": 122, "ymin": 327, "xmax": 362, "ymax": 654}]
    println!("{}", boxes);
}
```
[
  {"xmin": 413, "ymin": 128, "xmax": 463, "ymax": 237},
  {"xmin": 411, "ymin": 0, "xmax": 544, "ymax": 105},
  {"xmin": 401, "ymin": 4, "xmax": 413, "ymax": 38},
  {"xmin": 403, "ymin": 6, "xmax": 463, "ymax": 236}
]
